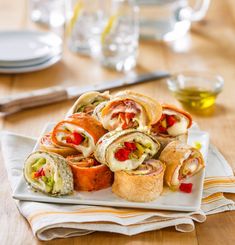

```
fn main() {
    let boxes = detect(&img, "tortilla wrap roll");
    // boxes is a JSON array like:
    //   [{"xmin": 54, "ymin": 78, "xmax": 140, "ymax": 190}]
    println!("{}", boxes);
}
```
[
  {"xmin": 112, "ymin": 159, "xmax": 165, "ymax": 202},
  {"xmin": 24, "ymin": 151, "xmax": 73, "ymax": 196},
  {"xmin": 66, "ymin": 91, "xmax": 110, "ymax": 117},
  {"xmin": 151, "ymin": 104, "xmax": 192, "ymax": 150},
  {"xmin": 100, "ymin": 90, "xmax": 162, "ymax": 131},
  {"xmin": 159, "ymin": 141, "xmax": 205, "ymax": 188},
  {"xmin": 67, "ymin": 155, "xmax": 113, "ymax": 191},
  {"xmin": 52, "ymin": 113, "xmax": 107, "ymax": 157},
  {"xmin": 40, "ymin": 133, "xmax": 78, "ymax": 157},
  {"xmin": 94, "ymin": 129, "xmax": 160, "ymax": 171}
]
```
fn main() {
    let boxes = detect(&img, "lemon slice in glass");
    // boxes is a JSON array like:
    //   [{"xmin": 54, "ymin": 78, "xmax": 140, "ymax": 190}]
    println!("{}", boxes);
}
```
[
  {"xmin": 101, "ymin": 14, "xmax": 118, "ymax": 44},
  {"xmin": 67, "ymin": 1, "xmax": 83, "ymax": 36}
]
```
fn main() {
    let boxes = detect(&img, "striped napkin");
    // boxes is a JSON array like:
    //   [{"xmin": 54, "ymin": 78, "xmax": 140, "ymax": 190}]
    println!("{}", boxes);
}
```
[{"xmin": 1, "ymin": 132, "xmax": 235, "ymax": 241}]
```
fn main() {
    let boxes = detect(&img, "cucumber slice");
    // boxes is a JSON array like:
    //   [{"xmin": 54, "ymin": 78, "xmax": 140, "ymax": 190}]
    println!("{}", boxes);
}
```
[{"xmin": 32, "ymin": 158, "xmax": 46, "ymax": 171}]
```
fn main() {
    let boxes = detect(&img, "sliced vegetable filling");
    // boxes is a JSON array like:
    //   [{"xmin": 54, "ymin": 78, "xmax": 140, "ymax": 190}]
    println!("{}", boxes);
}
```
[
  {"xmin": 65, "ymin": 131, "xmax": 84, "ymax": 145},
  {"xmin": 57, "ymin": 125, "xmax": 88, "ymax": 148},
  {"xmin": 114, "ymin": 141, "xmax": 152, "ymax": 161},
  {"xmin": 178, "ymin": 152, "xmax": 202, "ymax": 181},
  {"xmin": 154, "ymin": 114, "xmax": 180, "ymax": 134},
  {"xmin": 31, "ymin": 158, "xmax": 55, "ymax": 191},
  {"xmin": 109, "ymin": 99, "xmax": 141, "ymax": 130}
]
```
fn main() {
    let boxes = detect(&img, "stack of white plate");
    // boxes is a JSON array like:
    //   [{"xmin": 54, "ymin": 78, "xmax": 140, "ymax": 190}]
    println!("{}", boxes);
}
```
[{"xmin": 0, "ymin": 30, "xmax": 62, "ymax": 73}]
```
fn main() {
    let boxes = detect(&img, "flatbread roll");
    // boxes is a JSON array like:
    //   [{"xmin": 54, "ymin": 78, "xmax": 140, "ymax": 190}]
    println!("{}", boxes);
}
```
[
  {"xmin": 112, "ymin": 159, "xmax": 165, "ymax": 202},
  {"xmin": 100, "ymin": 90, "xmax": 162, "ymax": 131},
  {"xmin": 67, "ymin": 155, "xmax": 113, "ymax": 191},
  {"xmin": 24, "ymin": 151, "xmax": 73, "ymax": 196},
  {"xmin": 39, "ymin": 133, "xmax": 78, "ymax": 157},
  {"xmin": 52, "ymin": 113, "xmax": 107, "ymax": 157},
  {"xmin": 159, "ymin": 141, "xmax": 205, "ymax": 188},
  {"xmin": 151, "ymin": 104, "xmax": 192, "ymax": 152},
  {"xmin": 94, "ymin": 129, "xmax": 160, "ymax": 171},
  {"xmin": 66, "ymin": 91, "xmax": 110, "ymax": 117}
]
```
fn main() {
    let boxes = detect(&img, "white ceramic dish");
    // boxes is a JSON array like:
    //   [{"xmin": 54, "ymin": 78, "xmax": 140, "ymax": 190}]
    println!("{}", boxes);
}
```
[
  {"xmin": 0, "ymin": 54, "xmax": 62, "ymax": 74},
  {"xmin": 13, "ymin": 123, "xmax": 209, "ymax": 211},
  {"xmin": 0, "ymin": 30, "xmax": 62, "ymax": 62},
  {"xmin": 0, "ymin": 48, "xmax": 61, "ymax": 68}
]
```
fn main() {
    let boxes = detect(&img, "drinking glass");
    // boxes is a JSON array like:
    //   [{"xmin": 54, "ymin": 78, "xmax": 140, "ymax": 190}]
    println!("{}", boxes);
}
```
[
  {"xmin": 66, "ymin": 0, "xmax": 107, "ymax": 56},
  {"xmin": 100, "ymin": 0, "xmax": 139, "ymax": 72},
  {"xmin": 29, "ymin": 0, "xmax": 65, "ymax": 27}
]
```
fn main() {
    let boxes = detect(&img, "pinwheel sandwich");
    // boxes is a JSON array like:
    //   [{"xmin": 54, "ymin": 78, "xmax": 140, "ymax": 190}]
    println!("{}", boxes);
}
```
[
  {"xmin": 112, "ymin": 159, "xmax": 165, "ymax": 202},
  {"xmin": 151, "ymin": 104, "xmax": 192, "ymax": 150},
  {"xmin": 52, "ymin": 113, "xmax": 107, "ymax": 157},
  {"xmin": 24, "ymin": 151, "xmax": 73, "ymax": 196},
  {"xmin": 99, "ymin": 90, "xmax": 162, "ymax": 131},
  {"xmin": 67, "ymin": 155, "xmax": 113, "ymax": 191},
  {"xmin": 159, "ymin": 140, "xmax": 205, "ymax": 189},
  {"xmin": 66, "ymin": 91, "xmax": 110, "ymax": 117},
  {"xmin": 94, "ymin": 129, "xmax": 160, "ymax": 172}
]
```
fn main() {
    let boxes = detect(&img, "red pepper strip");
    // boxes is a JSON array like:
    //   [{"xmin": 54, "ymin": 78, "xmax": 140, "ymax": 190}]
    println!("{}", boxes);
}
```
[
  {"xmin": 66, "ymin": 132, "xmax": 84, "ymax": 145},
  {"xmin": 158, "ymin": 125, "xmax": 167, "ymax": 133},
  {"xmin": 34, "ymin": 168, "xmax": 45, "ymax": 178},
  {"xmin": 122, "ymin": 122, "xmax": 128, "ymax": 130},
  {"xmin": 119, "ymin": 112, "xmax": 126, "ymax": 121},
  {"xmin": 119, "ymin": 113, "xmax": 127, "ymax": 129},
  {"xmin": 166, "ymin": 115, "xmax": 177, "ymax": 127},
  {"xmin": 162, "ymin": 104, "xmax": 193, "ymax": 128},
  {"xmin": 120, "ymin": 112, "xmax": 136, "ymax": 129},
  {"xmin": 115, "ymin": 148, "xmax": 131, "ymax": 161},
  {"xmin": 73, "ymin": 132, "xmax": 84, "ymax": 145},
  {"xmin": 179, "ymin": 183, "xmax": 193, "ymax": 193},
  {"xmin": 124, "ymin": 142, "xmax": 137, "ymax": 151},
  {"xmin": 125, "ymin": 112, "xmax": 135, "ymax": 120},
  {"xmin": 66, "ymin": 136, "xmax": 73, "ymax": 144}
]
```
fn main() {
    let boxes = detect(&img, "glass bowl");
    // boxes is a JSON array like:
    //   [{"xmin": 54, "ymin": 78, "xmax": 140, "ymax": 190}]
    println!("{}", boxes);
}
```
[{"xmin": 167, "ymin": 71, "xmax": 224, "ymax": 110}]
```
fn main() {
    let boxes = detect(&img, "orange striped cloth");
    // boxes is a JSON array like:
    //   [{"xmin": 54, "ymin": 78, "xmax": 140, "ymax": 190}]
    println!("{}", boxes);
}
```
[
  {"xmin": 201, "ymin": 144, "xmax": 235, "ymax": 214},
  {"xmin": 1, "ymin": 132, "xmax": 235, "ymax": 241}
]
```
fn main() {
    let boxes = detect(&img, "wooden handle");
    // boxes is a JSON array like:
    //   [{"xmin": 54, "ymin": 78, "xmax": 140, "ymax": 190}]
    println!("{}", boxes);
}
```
[{"xmin": 0, "ymin": 86, "xmax": 69, "ymax": 115}]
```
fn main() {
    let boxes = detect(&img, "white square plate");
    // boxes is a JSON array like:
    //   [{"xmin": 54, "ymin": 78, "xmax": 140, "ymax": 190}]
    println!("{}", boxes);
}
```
[{"xmin": 13, "ymin": 123, "xmax": 209, "ymax": 212}]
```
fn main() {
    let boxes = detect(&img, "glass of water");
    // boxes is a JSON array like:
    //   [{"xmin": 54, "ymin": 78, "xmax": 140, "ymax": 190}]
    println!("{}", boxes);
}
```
[
  {"xmin": 29, "ymin": 0, "xmax": 65, "ymax": 27},
  {"xmin": 66, "ymin": 0, "xmax": 107, "ymax": 56},
  {"xmin": 100, "ymin": 0, "xmax": 139, "ymax": 72}
]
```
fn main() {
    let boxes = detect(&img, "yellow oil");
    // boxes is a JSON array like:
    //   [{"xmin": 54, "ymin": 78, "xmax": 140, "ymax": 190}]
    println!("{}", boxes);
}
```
[{"xmin": 173, "ymin": 87, "xmax": 218, "ymax": 110}]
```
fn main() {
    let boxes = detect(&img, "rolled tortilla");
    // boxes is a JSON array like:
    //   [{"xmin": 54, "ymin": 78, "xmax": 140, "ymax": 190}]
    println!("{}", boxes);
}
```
[
  {"xmin": 151, "ymin": 104, "xmax": 192, "ymax": 150},
  {"xmin": 112, "ymin": 159, "xmax": 165, "ymax": 202},
  {"xmin": 100, "ymin": 90, "xmax": 162, "ymax": 131},
  {"xmin": 39, "ymin": 133, "xmax": 78, "ymax": 157},
  {"xmin": 24, "ymin": 151, "xmax": 73, "ymax": 196},
  {"xmin": 67, "ymin": 155, "xmax": 113, "ymax": 191},
  {"xmin": 94, "ymin": 129, "xmax": 160, "ymax": 171},
  {"xmin": 159, "ymin": 141, "xmax": 205, "ymax": 188},
  {"xmin": 52, "ymin": 113, "xmax": 107, "ymax": 157},
  {"xmin": 66, "ymin": 91, "xmax": 110, "ymax": 117}
]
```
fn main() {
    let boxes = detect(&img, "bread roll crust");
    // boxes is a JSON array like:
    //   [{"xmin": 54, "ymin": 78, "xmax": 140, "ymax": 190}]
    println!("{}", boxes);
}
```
[{"xmin": 112, "ymin": 160, "xmax": 165, "ymax": 202}]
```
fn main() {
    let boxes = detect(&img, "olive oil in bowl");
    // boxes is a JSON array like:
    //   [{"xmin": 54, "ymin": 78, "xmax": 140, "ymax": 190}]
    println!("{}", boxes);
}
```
[
  {"xmin": 167, "ymin": 72, "xmax": 224, "ymax": 110},
  {"xmin": 174, "ymin": 87, "xmax": 219, "ymax": 110}
]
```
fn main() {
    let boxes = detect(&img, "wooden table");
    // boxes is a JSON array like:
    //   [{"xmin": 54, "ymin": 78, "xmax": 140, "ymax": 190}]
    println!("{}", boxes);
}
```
[{"xmin": 1, "ymin": 0, "xmax": 235, "ymax": 244}]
